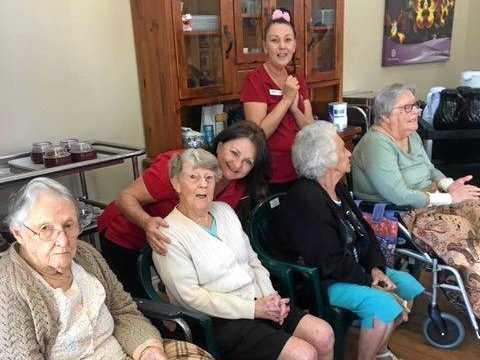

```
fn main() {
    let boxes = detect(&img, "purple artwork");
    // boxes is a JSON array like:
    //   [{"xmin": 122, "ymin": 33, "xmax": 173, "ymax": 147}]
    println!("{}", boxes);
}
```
[{"xmin": 382, "ymin": 0, "xmax": 456, "ymax": 66}]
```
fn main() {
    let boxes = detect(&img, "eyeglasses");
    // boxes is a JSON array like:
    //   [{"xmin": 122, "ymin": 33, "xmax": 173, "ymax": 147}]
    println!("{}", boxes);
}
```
[
  {"xmin": 393, "ymin": 102, "xmax": 421, "ymax": 114},
  {"xmin": 23, "ymin": 222, "xmax": 80, "ymax": 242}
]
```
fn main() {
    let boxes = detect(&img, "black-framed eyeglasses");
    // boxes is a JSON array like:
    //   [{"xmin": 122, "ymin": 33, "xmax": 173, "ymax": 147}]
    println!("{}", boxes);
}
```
[
  {"xmin": 393, "ymin": 102, "xmax": 421, "ymax": 114},
  {"xmin": 22, "ymin": 222, "xmax": 80, "ymax": 242}
]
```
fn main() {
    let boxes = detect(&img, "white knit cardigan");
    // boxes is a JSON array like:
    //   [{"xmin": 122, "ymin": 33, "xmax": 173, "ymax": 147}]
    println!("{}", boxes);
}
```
[{"xmin": 153, "ymin": 201, "xmax": 276, "ymax": 320}]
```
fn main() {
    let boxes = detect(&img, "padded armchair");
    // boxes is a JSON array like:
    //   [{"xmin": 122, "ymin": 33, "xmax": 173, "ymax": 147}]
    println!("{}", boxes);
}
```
[
  {"xmin": 136, "ymin": 246, "xmax": 219, "ymax": 359},
  {"xmin": 248, "ymin": 193, "xmax": 355, "ymax": 360}
]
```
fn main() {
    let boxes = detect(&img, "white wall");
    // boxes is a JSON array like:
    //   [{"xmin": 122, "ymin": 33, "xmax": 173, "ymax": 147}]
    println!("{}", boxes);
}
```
[
  {"xmin": 465, "ymin": 0, "xmax": 480, "ymax": 70},
  {"xmin": 343, "ymin": 0, "xmax": 476, "ymax": 97},
  {"xmin": 0, "ymin": 0, "xmax": 144, "ymax": 213}
]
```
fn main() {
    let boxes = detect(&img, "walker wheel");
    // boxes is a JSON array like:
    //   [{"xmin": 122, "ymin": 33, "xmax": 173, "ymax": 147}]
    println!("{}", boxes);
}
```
[{"xmin": 423, "ymin": 312, "xmax": 465, "ymax": 349}]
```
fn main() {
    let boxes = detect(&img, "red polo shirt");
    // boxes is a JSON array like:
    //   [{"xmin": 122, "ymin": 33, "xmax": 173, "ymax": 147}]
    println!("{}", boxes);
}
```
[{"xmin": 241, "ymin": 65, "xmax": 309, "ymax": 183}]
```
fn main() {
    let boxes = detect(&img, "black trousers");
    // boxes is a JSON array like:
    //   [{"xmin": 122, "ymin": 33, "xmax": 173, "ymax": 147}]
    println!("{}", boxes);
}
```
[{"xmin": 99, "ymin": 233, "xmax": 145, "ymax": 297}]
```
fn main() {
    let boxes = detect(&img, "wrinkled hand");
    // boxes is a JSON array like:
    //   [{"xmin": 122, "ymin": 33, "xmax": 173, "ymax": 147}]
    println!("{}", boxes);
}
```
[
  {"xmin": 282, "ymin": 75, "xmax": 299, "ymax": 104},
  {"xmin": 450, "ymin": 184, "xmax": 480, "ymax": 204},
  {"xmin": 448, "ymin": 175, "xmax": 473, "ymax": 193},
  {"xmin": 140, "ymin": 346, "xmax": 167, "ymax": 360},
  {"xmin": 277, "ymin": 297, "xmax": 290, "ymax": 325},
  {"xmin": 255, "ymin": 293, "xmax": 290, "ymax": 324},
  {"xmin": 144, "ymin": 216, "xmax": 170, "ymax": 255},
  {"xmin": 371, "ymin": 268, "xmax": 396, "ymax": 291}
]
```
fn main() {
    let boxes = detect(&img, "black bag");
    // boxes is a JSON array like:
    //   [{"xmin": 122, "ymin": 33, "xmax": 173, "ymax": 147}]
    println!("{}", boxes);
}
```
[
  {"xmin": 458, "ymin": 86, "xmax": 480, "ymax": 129},
  {"xmin": 433, "ymin": 88, "xmax": 462, "ymax": 130}
]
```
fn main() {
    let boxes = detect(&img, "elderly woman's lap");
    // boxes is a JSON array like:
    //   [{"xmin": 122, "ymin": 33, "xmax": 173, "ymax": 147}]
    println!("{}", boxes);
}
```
[
  {"xmin": 211, "ymin": 306, "xmax": 308, "ymax": 360},
  {"xmin": 328, "ymin": 269, "xmax": 422, "ymax": 329},
  {"xmin": 403, "ymin": 202, "xmax": 480, "ymax": 317}
]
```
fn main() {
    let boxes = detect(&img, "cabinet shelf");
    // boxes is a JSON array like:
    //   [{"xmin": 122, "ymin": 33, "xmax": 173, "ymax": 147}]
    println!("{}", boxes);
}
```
[
  {"xmin": 183, "ymin": 31, "xmax": 220, "ymax": 36},
  {"xmin": 311, "ymin": 25, "xmax": 331, "ymax": 32},
  {"xmin": 240, "ymin": 13, "xmax": 262, "ymax": 19}
]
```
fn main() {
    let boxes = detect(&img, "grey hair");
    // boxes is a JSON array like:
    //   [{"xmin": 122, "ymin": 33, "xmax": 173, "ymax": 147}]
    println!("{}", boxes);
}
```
[
  {"xmin": 7, "ymin": 177, "xmax": 79, "ymax": 229},
  {"xmin": 169, "ymin": 148, "xmax": 222, "ymax": 180},
  {"xmin": 374, "ymin": 83, "xmax": 416, "ymax": 123},
  {"xmin": 292, "ymin": 121, "xmax": 339, "ymax": 180}
]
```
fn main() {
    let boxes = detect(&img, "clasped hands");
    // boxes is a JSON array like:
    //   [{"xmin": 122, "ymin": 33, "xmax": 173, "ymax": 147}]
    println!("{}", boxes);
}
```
[
  {"xmin": 255, "ymin": 293, "xmax": 290, "ymax": 325},
  {"xmin": 282, "ymin": 75, "xmax": 300, "ymax": 113},
  {"xmin": 371, "ymin": 267, "xmax": 396, "ymax": 292}
]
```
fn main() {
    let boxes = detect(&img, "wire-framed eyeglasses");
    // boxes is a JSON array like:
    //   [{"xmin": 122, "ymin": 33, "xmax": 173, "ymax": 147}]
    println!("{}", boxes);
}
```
[
  {"xmin": 393, "ymin": 102, "xmax": 421, "ymax": 114},
  {"xmin": 23, "ymin": 222, "xmax": 80, "ymax": 242}
]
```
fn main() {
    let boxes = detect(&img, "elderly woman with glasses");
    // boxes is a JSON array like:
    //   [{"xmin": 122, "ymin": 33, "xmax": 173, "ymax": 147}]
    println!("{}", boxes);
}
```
[
  {"xmin": 352, "ymin": 83, "xmax": 480, "ymax": 319},
  {"xmin": 272, "ymin": 121, "xmax": 424, "ymax": 360},
  {"xmin": 153, "ymin": 148, "xmax": 334, "ymax": 360},
  {"xmin": 0, "ymin": 177, "xmax": 212, "ymax": 360}
]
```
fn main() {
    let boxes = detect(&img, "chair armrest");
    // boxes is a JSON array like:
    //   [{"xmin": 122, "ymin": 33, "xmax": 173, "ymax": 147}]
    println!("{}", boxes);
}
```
[
  {"xmin": 259, "ymin": 255, "xmax": 328, "ymax": 317},
  {"xmin": 418, "ymin": 119, "xmax": 480, "ymax": 140},
  {"xmin": 135, "ymin": 298, "xmax": 219, "ymax": 358},
  {"xmin": 135, "ymin": 298, "xmax": 182, "ymax": 321}
]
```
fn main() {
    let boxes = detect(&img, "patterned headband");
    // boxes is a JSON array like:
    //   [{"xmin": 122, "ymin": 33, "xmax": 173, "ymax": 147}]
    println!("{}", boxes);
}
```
[{"xmin": 271, "ymin": 9, "xmax": 291, "ymax": 23}]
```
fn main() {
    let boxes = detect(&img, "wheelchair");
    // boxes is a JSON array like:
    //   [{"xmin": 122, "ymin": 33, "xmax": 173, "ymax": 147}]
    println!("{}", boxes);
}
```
[{"xmin": 357, "ymin": 201, "xmax": 480, "ymax": 349}]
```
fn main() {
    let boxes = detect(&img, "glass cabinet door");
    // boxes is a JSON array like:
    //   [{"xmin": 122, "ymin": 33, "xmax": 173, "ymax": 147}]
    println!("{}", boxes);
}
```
[
  {"xmin": 234, "ymin": 0, "xmax": 268, "ymax": 63},
  {"xmin": 174, "ymin": 0, "xmax": 234, "ymax": 99},
  {"xmin": 306, "ymin": 0, "xmax": 343, "ymax": 82}
]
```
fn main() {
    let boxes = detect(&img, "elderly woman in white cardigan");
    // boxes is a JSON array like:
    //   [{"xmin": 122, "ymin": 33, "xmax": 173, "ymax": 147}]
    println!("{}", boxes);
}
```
[
  {"xmin": 1, "ymin": 177, "xmax": 212, "ymax": 360},
  {"xmin": 153, "ymin": 148, "xmax": 334, "ymax": 360}
]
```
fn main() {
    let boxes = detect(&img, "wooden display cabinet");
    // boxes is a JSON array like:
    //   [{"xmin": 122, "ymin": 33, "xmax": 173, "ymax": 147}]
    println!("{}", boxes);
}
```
[{"xmin": 130, "ymin": 0, "xmax": 344, "ymax": 159}]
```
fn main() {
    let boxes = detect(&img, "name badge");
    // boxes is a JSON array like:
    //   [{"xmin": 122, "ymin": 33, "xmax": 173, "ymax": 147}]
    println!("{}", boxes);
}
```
[{"xmin": 269, "ymin": 89, "xmax": 282, "ymax": 96}]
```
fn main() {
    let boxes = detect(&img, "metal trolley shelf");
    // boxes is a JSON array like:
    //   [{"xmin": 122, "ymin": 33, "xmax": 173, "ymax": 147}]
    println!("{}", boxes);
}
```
[
  {"xmin": 0, "ymin": 140, "xmax": 144, "ymax": 198},
  {"xmin": 0, "ymin": 141, "xmax": 145, "ymax": 246}
]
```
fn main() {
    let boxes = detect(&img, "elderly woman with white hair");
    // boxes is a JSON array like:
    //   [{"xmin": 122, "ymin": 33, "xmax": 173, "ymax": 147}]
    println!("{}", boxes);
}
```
[
  {"xmin": 271, "ymin": 121, "xmax": 423, "ymax": 360},
  {"xmin": 0, "ymin": 177, "xmax": 212, "ymax": 360},
  {"xmin": 351, "ymin": 83, "xmax": 480, "ymax": 319},
  {"xmin": 153, "ymin": 148, "xmax": 335, "ymax": 360}
]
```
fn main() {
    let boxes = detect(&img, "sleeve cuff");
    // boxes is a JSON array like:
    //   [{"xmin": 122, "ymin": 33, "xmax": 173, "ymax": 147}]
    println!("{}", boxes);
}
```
[
  {"xmin": 437, "ymin": 178, "xmax": 454, "ymax": 192},
  {"xmin": 428, "ymin": 192, "xmax": 452, "ymax": 206}
]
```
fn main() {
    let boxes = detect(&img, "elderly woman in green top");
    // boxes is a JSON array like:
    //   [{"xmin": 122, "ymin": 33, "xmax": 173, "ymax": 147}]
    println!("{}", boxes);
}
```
[
  {"xmin": 0, "ymin": 177, "xmax": 212, "ymax": 360},
  {"xmin": 352, "ymin": 83, "xmax": 480, "ymax": 318}
]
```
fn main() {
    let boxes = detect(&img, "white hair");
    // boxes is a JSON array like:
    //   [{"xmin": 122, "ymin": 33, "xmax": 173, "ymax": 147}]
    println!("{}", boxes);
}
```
[
  {"xmin": 374, "ymin": 83, "xmax": 416, "ymax": 123},
  {"xmin": 7, "ymin": 177, "xmax": 79, "ymax": 229},
  {"xmin": 169, "ymin": 148, "xmax": 222, "ymax": 180},
  {"xmin": 292, "ymin": 121, "xmax": 338, "ymax": 180}
]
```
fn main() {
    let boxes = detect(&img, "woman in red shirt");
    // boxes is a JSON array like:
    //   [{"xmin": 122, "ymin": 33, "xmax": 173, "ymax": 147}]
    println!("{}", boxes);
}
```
[
  {"xmin": 98, "ymin": 121, "xmax": 270, "ymax": 296},
  {"xmin": 241, "ymin": 9, "xmax": 314, "ymax": 194}
]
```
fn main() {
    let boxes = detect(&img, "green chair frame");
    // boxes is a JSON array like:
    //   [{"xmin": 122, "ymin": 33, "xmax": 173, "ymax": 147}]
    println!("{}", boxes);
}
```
[
  {"xmin": 136, "ymin": 246, "xmax": 220, "ymax": 358},
  {"xmin": 248, "ymin": 193, "xmax": 355, "ymax": 360}
]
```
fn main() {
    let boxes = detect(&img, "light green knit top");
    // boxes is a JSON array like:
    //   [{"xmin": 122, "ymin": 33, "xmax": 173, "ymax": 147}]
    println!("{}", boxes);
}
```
[{"xmin": 351, "ymin": 129, "xmax": 445, "ymax": 208}]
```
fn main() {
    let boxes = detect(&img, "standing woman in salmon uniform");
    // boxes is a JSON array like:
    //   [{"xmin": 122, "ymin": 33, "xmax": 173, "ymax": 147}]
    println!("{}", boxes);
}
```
[{"xmin": 241, "ymin": 8, "xmax": 314, "ymax": 194}]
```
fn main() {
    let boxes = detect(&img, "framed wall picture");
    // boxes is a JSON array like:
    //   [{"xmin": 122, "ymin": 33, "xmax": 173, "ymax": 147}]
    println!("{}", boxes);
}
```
[{"xmin": 382, "ymin": 0, "xmax": 456, "ymax": 66}]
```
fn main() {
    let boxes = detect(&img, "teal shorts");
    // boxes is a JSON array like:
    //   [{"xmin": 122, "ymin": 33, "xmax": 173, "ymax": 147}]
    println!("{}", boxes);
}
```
[{"xmin": 327, "ymin": 268, "xmax": 424, "ymax": 329}]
